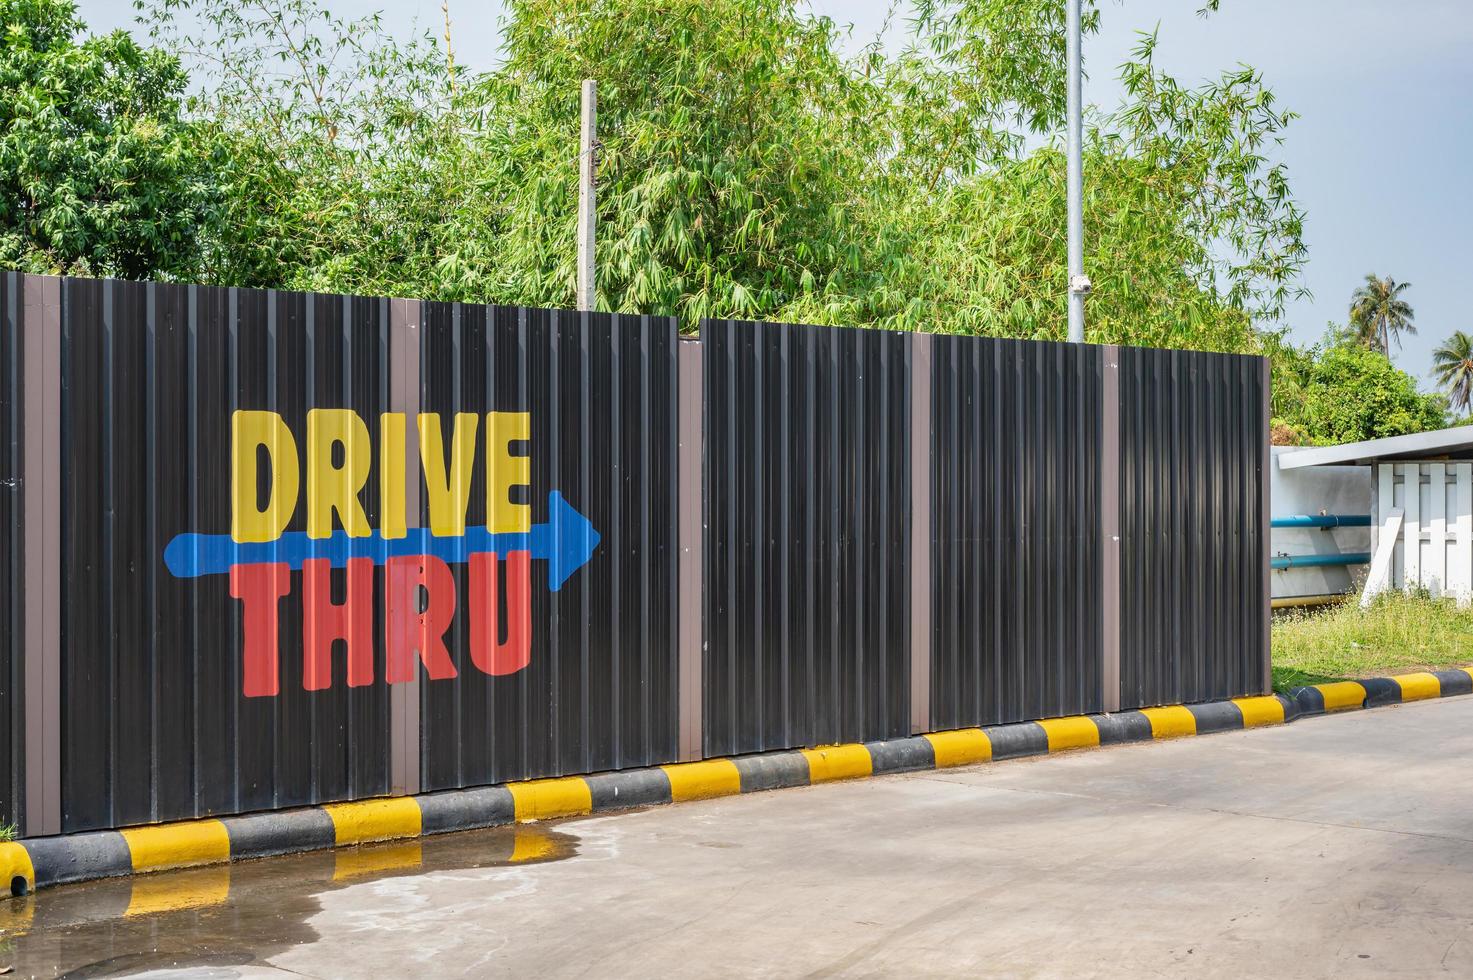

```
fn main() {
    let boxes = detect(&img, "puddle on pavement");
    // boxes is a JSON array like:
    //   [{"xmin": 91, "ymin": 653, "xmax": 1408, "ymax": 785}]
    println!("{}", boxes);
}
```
[{"xmin": 0, "ymin": 822, "xmax": 579, "ymax": 978}]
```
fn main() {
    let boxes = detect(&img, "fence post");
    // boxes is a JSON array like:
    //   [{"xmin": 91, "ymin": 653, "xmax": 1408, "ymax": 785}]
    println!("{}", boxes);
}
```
[
  {"xmin": 677, "ymin": 340, "xmax": 704, "ymax": 760},
  {"xmin": 22, "ymin": 274, "xmax": 62, "ymax": 836},
  {"xmin": 388, "ymin": 297, "xmax": 422, "ymax": 796},
  {"xmin": 1261, "ymin": 357, "xmax": 1273, "ymax": 694},
  {"xmin": 909, "ymin": 333, "xmax": 932, "ymax": 734},
  {"xmin": 1100, "ymin": 345, "xmax": 1121, "ymax": 713}
]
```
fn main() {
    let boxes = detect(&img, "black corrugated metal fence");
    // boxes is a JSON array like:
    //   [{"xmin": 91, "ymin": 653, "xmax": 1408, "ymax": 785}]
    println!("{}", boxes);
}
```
[{"xmin": 0, "ymin": 272, "xmax": 1269, "ymax": 836}]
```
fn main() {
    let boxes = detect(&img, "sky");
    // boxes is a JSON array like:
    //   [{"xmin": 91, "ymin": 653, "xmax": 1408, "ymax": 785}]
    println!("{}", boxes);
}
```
[{"xmin": 77, "ymin": 0, "xmax": 1473, "ymax": 385}]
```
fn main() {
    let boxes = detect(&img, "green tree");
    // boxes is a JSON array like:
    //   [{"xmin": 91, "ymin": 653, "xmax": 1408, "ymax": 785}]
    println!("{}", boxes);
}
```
[
  {"xmin": 1260, "ymin": 327, "xmax": 1314, "ymax": 430},
  {"xmin": 1433, "ymin": 331, "xmax": 1473, "ymax": 414},
  {"xmin": 470, "ymin": 0, "xmax": 882, "ymax": 321},
  {"xmin": 0, "ymin": 0, "xmax": 217, "ymax": 279},
  {"xmin": 1273, "ymin": 338, "xmax": 1446, "ymax": 445},
  {"xmin": 136, "ymin": 0, "xmax": 1308, "ymax": 347},
  {"xmin": 138, "ymin": 0, "xmax": 472, "ymax": 291},
  {"xmin": 1349, "ymin": 274, "xmax": 1416, "ymax": 355}
]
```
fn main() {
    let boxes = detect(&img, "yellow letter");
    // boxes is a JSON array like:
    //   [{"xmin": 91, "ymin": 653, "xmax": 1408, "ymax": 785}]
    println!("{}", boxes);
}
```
[
  {"xmin": 487, "ymin": 412, "xmax": 530, "ymax": 533},
  {"xmin": 232, "ymin": 410, "xmax": 299, "ymax": 543},
  {"xmin": 306, "ymin": 409, "xmax": 373, "ymax": 539},
  {"xmin": 418, "ymin": 413, "xmax": 478, "ymax": 537},
  {"xmin": 380, "ymin": 413, "xmax": 407, "ymax": 540}
]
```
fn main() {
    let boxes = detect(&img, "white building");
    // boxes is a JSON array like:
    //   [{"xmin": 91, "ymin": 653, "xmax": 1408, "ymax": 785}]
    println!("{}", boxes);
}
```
[
  {"xmin": 1270, "ymin": 446, "xmax": 1369, "ymax": 605},
  {"xmin": 1277, "ymin": 425, "xmax": 1473, "ymax": 603}
]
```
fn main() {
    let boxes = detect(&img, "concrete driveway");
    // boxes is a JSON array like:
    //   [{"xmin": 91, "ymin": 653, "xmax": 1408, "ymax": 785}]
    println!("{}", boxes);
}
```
[{"xmin": 7, "ymin": 695, "xmax": 1473, "ymax": 978}]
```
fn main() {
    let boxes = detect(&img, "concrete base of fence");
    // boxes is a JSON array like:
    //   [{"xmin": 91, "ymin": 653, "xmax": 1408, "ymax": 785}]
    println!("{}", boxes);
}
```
[{"xmin": 3, "ymin": 669, "xmax": 1467, "ymax": 900}]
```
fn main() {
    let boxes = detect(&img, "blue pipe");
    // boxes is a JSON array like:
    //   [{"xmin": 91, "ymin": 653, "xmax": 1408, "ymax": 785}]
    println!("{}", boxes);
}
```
[
  {"xmin": 1271, "ymin": 514, "xmax": 1371, "ymax": 528},
  {"xmin": 1271, "ymin": 552, "xmax": 1371, "ymax": 570}
]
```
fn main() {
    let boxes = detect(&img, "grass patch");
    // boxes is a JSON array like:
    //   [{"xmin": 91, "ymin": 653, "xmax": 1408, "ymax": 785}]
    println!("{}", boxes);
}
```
[
  {"xmin": 1272, "ymin": 590, "xmax": 1473, "ymax": 690},
  {"xmin": 0, "ymin": 823, "xmax": 14, "ymax": 842}
]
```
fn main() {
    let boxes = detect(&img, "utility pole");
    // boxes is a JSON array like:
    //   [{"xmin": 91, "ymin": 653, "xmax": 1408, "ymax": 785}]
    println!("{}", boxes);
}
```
[
  {"xmin": 577, "ymin": 80, "xmax": 597, "ymax": 313},
  {"xmin": 1065, "ymin": 0, "xmax": 1089, "ymax": 342}
]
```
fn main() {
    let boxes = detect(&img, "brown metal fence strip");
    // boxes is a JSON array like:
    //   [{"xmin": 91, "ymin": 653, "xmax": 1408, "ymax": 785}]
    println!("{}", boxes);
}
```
[
  {"xmin": 909, "ymin": 333, "xmax": 932, "ymax": 734},
  {"xmin": 389, "ymin": 297, "xmax": 422, "ymax": 796},
  {"xmin": 677, "ymin": 340, "xmax": 704, "ymax": 761},
  {"xmin": 22, "ymin": 274, "xmax": 62, "ymax": 836},
  {"xmin": 1101, "ymin": 345, "xmax": 1121, "ymax": 713}
]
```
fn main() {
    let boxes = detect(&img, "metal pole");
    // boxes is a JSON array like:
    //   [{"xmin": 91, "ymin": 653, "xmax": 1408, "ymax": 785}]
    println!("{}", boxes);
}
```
[
  {"xmin": 577, "ymin": 79, "xmax": 597, "ymax": 313},
  {"xmin": 1065, "ymin": 0, "xmax": 1088, "ymax": 343}
]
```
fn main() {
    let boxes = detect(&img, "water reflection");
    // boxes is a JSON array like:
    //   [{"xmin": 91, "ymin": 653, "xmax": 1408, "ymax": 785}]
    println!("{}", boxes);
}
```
[{"xmin": 0, "ymin": 824, "xmax": 577, "ymax": 978}]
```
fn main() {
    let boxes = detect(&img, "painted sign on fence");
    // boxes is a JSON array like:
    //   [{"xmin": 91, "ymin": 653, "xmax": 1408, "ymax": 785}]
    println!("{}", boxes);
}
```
[{"xmin": 161, "ymin": 409, "xmax": 599, "ymax": 696}]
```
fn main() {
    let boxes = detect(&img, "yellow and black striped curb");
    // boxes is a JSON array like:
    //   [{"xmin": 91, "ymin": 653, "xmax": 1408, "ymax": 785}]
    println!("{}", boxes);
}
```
[
  {"xmin": 1, "ymin": 670, "xmax": 1464, "ymax": 900},
  {"xmin": 1287, "ymin": 668, "xmax": 1472, "ymax": 714}
]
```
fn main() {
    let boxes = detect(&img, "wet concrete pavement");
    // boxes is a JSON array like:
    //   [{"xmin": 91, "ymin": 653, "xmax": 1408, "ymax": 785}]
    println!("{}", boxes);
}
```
[{"xmin": 6, "ymin": 695, "xmax": 1473, "ymax": 978}]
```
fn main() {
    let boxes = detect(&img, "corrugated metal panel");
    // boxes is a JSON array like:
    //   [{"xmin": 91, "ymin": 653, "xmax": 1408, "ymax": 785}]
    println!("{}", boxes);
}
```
[
  {"xmin": 702, "ymin": 319, "xmax": 910, "ymax": 756},
  {"xmin": 417, "ymin": 305, "xmax": 679, "ymax": 789},
  {"xmin": 0, "ymin": 273, "xmax": 20, "ymax": 826},
  {"xmin": 1118, "ymin": 346, "xmax": 1269, "ymax": 707},
  {"xmin": 60, "ymin": 278, "xmax": 393, "ymax": 832},
  {"xmin": 929, "ymin": 337, "xmax": 1103, "ymax": 728}
]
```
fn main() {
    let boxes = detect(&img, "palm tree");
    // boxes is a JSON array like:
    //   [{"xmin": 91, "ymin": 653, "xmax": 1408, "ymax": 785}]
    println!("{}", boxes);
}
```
[
  {"xmin": 1434, "ymin": 331, "xmax": 1473, "ymax": 414},
  {"xmin": 1349, "ymin": 274, "xmax": 1415, "ymax": 355}
]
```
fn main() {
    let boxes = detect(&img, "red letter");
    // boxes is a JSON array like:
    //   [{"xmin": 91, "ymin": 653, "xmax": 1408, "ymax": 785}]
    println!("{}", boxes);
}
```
[
  {"xmin": 230, "ymin": 562, "xmax": 291, "ymax": 697},
  {"xmin": 302, "ymin": 557, "xmax": 375, "ymax": 691},
  {"xmin": 385, "ymin": 555, "xmax": 458, "ymax": 682},
  {"xmin": 469, "ymin": 551, "xmax": 531, "ymax": 676}
]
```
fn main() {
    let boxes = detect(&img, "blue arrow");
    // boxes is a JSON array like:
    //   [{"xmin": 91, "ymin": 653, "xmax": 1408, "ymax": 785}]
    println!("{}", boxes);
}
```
[{"xmin": 163, "ymin": 491, "xmax": 600, "ymax": 591}]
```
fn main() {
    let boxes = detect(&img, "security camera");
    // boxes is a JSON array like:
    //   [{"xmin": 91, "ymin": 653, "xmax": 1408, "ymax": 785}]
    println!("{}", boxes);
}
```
[{"xmin": 1069, "ymin": 274, "xmax": 1093, "ymax": 297}]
